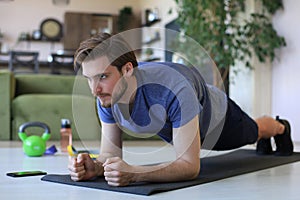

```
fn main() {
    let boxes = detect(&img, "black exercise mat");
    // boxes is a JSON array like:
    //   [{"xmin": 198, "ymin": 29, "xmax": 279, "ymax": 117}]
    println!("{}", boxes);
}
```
[{"xmin": 41, "ymin": 149, "xmax": 300, "ymax": 195}]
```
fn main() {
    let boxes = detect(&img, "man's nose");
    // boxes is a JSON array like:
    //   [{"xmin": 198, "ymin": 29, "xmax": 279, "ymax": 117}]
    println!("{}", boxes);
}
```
[{"xmin": 91, "ymin": 79, "xmax": 101, "ymax": 96}]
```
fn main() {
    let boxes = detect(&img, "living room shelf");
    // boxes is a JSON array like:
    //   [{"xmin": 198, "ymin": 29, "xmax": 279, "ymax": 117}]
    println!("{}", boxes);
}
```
[
  {"xmin": 141, "ymin": 15, "xmax": 163, "ymax": 62},
  {"xmin": 142, "ymin": 36, "xmax": 161, "ymax": 45},
  {"xmin": 141, "ymin": 19, "xmax": 161, "ymax": 27},
  {"xmin": 19, "ymin": 38, "xmax": 61, "ymax": 43}
]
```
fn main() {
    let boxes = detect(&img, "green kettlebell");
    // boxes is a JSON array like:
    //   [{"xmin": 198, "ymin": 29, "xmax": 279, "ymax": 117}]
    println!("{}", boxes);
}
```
[{"xmin": 18, "ymin": 122, "xmax": 51, "ymax": 157}]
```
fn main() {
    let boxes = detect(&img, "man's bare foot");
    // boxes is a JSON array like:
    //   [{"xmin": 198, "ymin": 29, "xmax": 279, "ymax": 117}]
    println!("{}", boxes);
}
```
[{"xmin": 255, "ymin": 116, "xmax": 285, "ymax": 140}]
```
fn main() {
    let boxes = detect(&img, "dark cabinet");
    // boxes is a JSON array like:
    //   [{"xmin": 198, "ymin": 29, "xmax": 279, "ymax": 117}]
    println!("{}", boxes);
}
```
[{"xmin": 63, "ymin": 12, "xmax": 117, "ymax": 51}]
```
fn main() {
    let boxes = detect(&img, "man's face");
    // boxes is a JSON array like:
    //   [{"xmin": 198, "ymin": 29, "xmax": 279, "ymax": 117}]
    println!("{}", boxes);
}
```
[{"xmin": 82, "ymin": 56, "xmax": 126, "ymax": 108}]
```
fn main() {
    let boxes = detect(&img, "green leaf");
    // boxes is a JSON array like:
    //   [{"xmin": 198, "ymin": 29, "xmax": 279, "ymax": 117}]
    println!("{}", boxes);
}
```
[{"xmin": 172, "ymin": 0, "xmax": 286, "ymax": 82}]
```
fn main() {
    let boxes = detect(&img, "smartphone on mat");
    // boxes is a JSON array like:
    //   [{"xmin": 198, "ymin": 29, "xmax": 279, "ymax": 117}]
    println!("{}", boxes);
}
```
[{"xmin": 6, "ymin": 170, "xmax": 47, "ymax": 177}]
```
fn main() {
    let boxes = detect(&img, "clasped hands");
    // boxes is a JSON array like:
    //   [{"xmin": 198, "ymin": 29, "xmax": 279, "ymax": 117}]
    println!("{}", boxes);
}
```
[{"xmin": 68, "ymin": 153, "xmax": 136, "ymax": 186}]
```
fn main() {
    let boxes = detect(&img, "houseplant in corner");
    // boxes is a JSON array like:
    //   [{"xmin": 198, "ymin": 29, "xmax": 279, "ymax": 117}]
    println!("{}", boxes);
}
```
[{"xmin": 170, "ymin": 0, "xmax": 286, "ymax": 93}]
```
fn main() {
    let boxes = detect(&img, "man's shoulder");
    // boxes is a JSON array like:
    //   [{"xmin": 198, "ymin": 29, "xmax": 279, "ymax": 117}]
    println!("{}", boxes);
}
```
[
  {"xmin": 138, "ymin": 61, "xmax": 184, "ymax": 68},
  {"xmin": 137, "ymin": 62, "xmax": 190, "ymax": 76},
  {"xmin": 136, "ymin": 62, "xmax": 189, "ymax": 88}
]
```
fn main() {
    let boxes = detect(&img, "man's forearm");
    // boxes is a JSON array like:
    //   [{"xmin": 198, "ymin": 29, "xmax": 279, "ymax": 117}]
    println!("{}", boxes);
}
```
[{"xmin": 132, "ymin": 158, "xmax": 200, "ymax": 183}]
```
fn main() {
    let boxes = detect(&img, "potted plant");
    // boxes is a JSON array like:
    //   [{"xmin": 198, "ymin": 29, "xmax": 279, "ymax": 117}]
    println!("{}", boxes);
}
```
[
  {"xmin": 170, "ymin": 0, "xmax": 286, "ymax": 92},
  {"xmin": 118, "ymin": 6, "xmax": 133, "ymax": 32}
]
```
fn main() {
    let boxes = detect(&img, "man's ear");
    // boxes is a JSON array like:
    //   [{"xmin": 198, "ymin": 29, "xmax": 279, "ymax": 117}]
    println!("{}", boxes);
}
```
[{"xmin": 121, "ymin": 62, "xmax": 134, "ymax": 77}]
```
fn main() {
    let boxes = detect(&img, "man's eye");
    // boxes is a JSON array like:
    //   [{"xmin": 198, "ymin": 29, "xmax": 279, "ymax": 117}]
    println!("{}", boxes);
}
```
[{"xmin": 99, "ymin": 74, "xmax": 107, "ymax": 79}]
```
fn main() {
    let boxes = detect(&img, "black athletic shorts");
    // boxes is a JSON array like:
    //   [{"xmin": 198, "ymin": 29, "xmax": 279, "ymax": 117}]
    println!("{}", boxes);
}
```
[{"xmin": 202, "ymin": 97, "xmax": 258, "ymax": 151}]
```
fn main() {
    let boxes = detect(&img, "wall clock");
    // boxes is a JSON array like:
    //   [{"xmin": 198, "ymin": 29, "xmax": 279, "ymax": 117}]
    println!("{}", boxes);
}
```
[{"xmin": 40, "ymin": 18, "xmax": 63, "ymax": 41}]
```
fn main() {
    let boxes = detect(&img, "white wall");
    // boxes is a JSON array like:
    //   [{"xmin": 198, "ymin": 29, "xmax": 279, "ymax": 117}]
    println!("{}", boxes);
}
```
[
  {"xmin": 0, "ymin": 0, "xmax": 177, "ymax": 61},
  {"xmin": 272, "ymin": 0, "xmax": 300, "ymax": 142},
  {"xmin": 0, "ymin": 0, "xmax": 141, "ymax": 60},
  {"xmin": 138, "ymin": 0, "xmax": 177, "ymax": 61}
]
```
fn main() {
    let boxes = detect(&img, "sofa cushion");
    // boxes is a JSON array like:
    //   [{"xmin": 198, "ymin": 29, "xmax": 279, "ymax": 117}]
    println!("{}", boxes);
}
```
[
  {"xmin": 12, "ymin": 94, "xmax": 101, "ymax": 141},
  {"xmin": 14, "ymin": 74, "xmax": 90, "ymax": 96}
]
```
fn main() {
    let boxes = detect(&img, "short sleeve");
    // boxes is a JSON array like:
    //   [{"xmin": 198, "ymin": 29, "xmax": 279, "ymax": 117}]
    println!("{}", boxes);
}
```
[{"xmin": 168, "ymin": 82, "xmax": 202, "ymax": 128}]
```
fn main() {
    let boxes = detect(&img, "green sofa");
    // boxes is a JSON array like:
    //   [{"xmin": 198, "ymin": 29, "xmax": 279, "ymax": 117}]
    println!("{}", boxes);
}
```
[{"xmin": 0, "ymin": 70, "xmax": 101, "ymax": 141}]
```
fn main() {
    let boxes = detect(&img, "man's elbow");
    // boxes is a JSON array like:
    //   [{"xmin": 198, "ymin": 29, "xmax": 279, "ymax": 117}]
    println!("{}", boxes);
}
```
[
  {"xmin": 188, "ymin": 166, "xmax": 200, "ymax": 180},
  {"xmin": 184, "ymin": 162, "xmax": 200, "ymax": 180}
]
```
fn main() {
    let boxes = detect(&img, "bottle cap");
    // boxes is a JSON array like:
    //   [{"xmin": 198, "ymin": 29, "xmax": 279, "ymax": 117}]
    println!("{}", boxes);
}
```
[{"xmin": 61, "ymin": 119, "xmax": 71, "ymax": 128}]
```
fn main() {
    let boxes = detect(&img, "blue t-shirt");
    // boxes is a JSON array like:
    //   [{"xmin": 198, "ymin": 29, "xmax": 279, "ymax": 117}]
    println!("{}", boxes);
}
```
[{"xmin": 97, "ymin": 62, "xmax": 227, "ymax": 143}]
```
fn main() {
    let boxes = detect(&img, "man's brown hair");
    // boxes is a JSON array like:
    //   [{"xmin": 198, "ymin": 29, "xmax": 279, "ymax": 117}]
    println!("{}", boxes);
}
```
[{"xmin": 74, "ymin": 33, "xmax": 138, "ymax": 71}]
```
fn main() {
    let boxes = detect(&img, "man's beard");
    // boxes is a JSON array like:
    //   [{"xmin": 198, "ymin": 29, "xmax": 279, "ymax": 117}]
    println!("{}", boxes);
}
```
[
  {"xmin": 100, "ymin": 77, "xmax": 128, "ymax": 108},
  {"xmin": 98, "ymin": 95, "xmax": 112, "ymax": 108}
]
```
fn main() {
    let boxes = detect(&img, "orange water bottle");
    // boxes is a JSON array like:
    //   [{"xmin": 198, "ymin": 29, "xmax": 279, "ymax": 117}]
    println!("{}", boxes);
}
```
[{"xmin": 60, "ymin": 119, "xmax": 72, "ymax": 152}]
